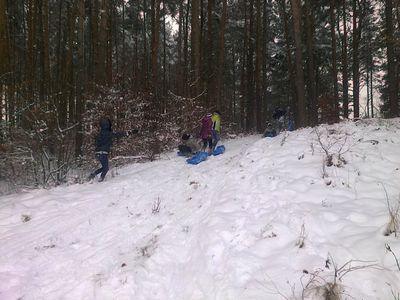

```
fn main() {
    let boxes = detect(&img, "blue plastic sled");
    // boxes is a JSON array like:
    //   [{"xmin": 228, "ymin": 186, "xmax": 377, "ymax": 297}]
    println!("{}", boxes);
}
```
[
  {"xmin": 212, "ymin": 145, "xmax": 225, "ymax": 156},
  {"xmin": 263, "ymin": 132, "xmax": 276, "ymax": 138},
  {"xmin": 186, "ymin": 151, "xmax": 209, "ymax": 165}
]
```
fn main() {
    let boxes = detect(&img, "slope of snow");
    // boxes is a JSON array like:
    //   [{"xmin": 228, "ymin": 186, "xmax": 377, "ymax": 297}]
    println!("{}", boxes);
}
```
[{"xmin": 1, "ymin": 118, "xmax": 400, "ymax": 300}]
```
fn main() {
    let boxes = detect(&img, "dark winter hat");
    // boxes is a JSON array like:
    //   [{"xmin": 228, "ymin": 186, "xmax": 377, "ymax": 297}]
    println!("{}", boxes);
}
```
[
  {"xmin": 182, "ymin": 133, "xmax": 191, "ymax": 140},
  {"xmin": 99, "ymin": 117, "xmax": 112, "ymax": 130},
  {"xmin": 214, "ymin": 110, "xmax": 222, "ymax": 115}
]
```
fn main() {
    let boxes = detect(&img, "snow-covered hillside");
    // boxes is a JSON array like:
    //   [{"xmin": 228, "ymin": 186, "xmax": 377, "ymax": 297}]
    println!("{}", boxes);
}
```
[{"xmin": 1, "ymin": 118, "xmax": 400, "ymax": 300}]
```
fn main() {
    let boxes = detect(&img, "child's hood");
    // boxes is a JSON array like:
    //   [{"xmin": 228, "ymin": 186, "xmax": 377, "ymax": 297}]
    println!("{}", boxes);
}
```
[{"xmin": 99, "ymin": 118, "xmax": 112, "ymax": 131}]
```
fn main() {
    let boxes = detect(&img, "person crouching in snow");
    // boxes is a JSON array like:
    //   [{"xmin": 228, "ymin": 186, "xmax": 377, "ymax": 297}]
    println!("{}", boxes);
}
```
[
  {"xmin": 89, "ymin": 117, "xmax": 138, "ymax": 182},
  {"xmin": 178, "ymin": 133, "xmax": 202, "ymax": 156},
  {"xmin": 200, "ymin": 113, "xmax": 213, "ymax": 154},
  {"xmin": 263, "ymin": 122, "xmax": 277, "ymax": 138},
  {"xmin": 272, "ymin": 107, "xmax": 287, "ymax": 134}
]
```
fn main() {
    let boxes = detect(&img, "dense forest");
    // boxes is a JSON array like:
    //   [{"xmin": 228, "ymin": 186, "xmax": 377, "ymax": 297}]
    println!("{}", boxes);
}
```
[{"xmin": 0, "ymin": 0, "xmax": 399, "ymax": 189}]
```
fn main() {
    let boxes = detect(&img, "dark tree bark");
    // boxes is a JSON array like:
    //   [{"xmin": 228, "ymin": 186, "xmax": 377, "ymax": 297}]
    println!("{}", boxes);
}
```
[
  {"xmin": 291, "ymin": 0, "xmax": 307, "ymax": 127},
  {"xmin": 329, "ymin": 0, "xmax": 339, "ymax": 122},
  {"xmin": 26, "ymin": 0, "xmax": 37, "ymax": 106},
  {"xmin": 279, "ymin": 0, "xmax": 296, "ymax": 113},
  {"xmin": 246, "ymin": 0, "xmax": 255, "ymax": 130},
  {"xmin": 304, "ymin": 0, "xmax": 317, "ymax": 126},
  {"xmin": 255, "ymin": 0, "xmax": 263, "ymax": 131},
  {"xmin": 183, "ymin": 0, "xmax": 190, "ymax": 97},
  {"xmin": 216, "ymin": 0, "xmax": 227, "ymax": 110},
  {"xmin": 75, "ymin": 0, "xmax": 85, "ymax": 156},
  {"xmin": 39, "ymin": 0, "xmax": 51, "ymax": 107},
  {"xmin": 240, "ymin": 1, "xmax": 248, "ymax": 129},
  {"xmin": 206, "ymin": 0, "xmax": 215, "ymax": 106},
  {"xmin": 0, "ymin": 0, "xmax": 9, "ymax": 124},
  {"xmin": 143, "ymin": 0, "xmax": 149, "ymax": 90},
  {"xmin": 176, "ymin": 0, "xmax": 184, "ymax": 95},
  {"xmin": 385, "ymin": 0, "xmax": 399, "ymax": 117},
  {"xmin": 342, "ymin": 0, "xmax": 349, "ymax": 118},
  {"xmin": 150, "ymin": 0, "xmax": 161, "ymax": 94},
  {"xmin": 352, "ymin": 0, "xmax": 361, "ymax": 118},
  {"xmin": 191, "ymin": 0, "xmax": 201, "ymax": 97}
]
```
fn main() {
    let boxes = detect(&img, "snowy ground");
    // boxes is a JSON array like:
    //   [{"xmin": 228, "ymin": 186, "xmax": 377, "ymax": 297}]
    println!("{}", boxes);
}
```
[{"xmin": 1, "ymin": 118, "xmax": 400, "ymax": 300}]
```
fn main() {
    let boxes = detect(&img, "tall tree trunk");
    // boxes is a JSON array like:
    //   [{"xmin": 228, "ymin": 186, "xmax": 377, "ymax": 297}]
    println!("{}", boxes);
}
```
[
  {"xmin": 90, "ymin": 0, "xmax": 99, "ymax": 86},
  {"xmin": 279, "ymin": 0, "xmax": 296, "ymax": 114},
  {"xmin": 143, "ymin": 0, "xmax": 149, "ymax": 90},
  {"xmin": 40, "ymin": 0, "xmax": 51, "ymax": 107},
  {"xmin": 163, "ymin": 14, "xmax": 167, "ymax": 100},
  {"xmin": 240, "ymin": 1, "xmax": 248, "ymax": 129},
  {"xmin": 262, "ymin": 0, "xmax": 269, "ymax": 122},
  {"xmin": 75, "ymin": 0, "xmax": 85, "ymax": 156},
  {"xmin": 55, "ymin": 0, "xmax": 63, "ymax": 116},
  {"xmin": 121, "ymin": 0, "xmax": 125, "ymax": 84},
  {"xmin": 370, "ymin": 66, "xmax": 374, "ymax": 117},
  {"xmin": 291, "ymin": 0, "xmax": 307, "ymax": 127},
  {"xmin": 385, "ymin": 0, "xmax": 399, "ymax": 117},
  {"xmin": 176, "ymin": 0, "xmax": 184, "ymax": 95},
  {"xmin": 151, "ymin": 0, "xmax": 161, "ymax": 95},
  {"xmin": 255, "ymin": 0, "xmax": 262, "ymax": 131},
  {"xmin": 0, "ymin": 0, "xmax": 9, "ymax": 125},
  {"xmin": 304, "ymin": 0, "xmax": 317, "ymax": 125},
  {"xmin": 191, "ymin": 0, "xmax": 201, "ymax": 97},
  {"xmin": 329, "ymin": 0, "xmax": 339, "ymax": 122},
  {"xmin": 132, "ymin": 1, "xmax": 139, "ymax": 91},
  {"xmin": 27, "ymin": 0, "xmax": 37, "ymax": 108},
  {"xmin": 66, "ymin": 2, "xmax": 75, "ymax": 123},
  {"xmin": 206, "ymin": 0, "xmax": 215, "ymax": 106},
  {"xmin": 106, "ymin": 1, "xmax": 113, "ymax": 85},
  {"xmin": 246, "ymin": 0, "xmax": 255, "ymax": 130},
  {"xmin": 216, "ymin": 0, "xmax": 227, "ymax": 110},
  {"xmin": 231, "ymin": 45, "xmax": 236, "ymax": 119},
  {"xmin": 97, "ymin": 0, "xmax": 109, "ymax": 85},
  {"xmin": 342, "ymin": 0, "xmax": 349, "ymax": 118},
  {"xmin": 183, "ymin": 0, "xmax": 190, "ymax": 97},
  {"xmin": 352, "ymin": 0, "xmax": 360, "ymax": 118}
]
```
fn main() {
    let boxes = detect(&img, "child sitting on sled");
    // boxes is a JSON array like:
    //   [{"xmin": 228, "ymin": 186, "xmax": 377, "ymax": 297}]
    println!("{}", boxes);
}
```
[
  {"xmin": 178, "ymin": 133, "xmax": 202, "ymax": 156},
  {"xmin": 263, "ymin": 122, "xmax": 277, "ymax": 138}
]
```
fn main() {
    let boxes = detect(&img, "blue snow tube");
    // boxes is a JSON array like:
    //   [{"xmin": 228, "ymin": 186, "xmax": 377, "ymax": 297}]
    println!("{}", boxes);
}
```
[
  {"xmin": 186, "ymin": 151, "xmax": 209, "ymax": 165},
  {"xmin": 212, "ymin": 145, "xmax": 225, "ymax": 156}
]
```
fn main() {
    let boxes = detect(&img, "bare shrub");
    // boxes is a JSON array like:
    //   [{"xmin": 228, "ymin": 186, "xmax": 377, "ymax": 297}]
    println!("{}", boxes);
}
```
[
  {"xmin": 385, "ymin": 244, "xmax": 400, "ymax": 271},
  {"xmin": 0, "ymin": 106, "xmax": 79, "ymax": 194},
  {"xmin": 152, "ymin": 198, "xmax": 162, "ymax": 214},
  {"xmin": 385, "ymin": 244, "xmax": 400, "ymax": 300},
  {"xmin": 301, "ymin": 254, "xmax": 378, "ymax": 300},
  {"xmin": 313, "ymin": 127, "xmax": 353, "ymax": 169},
  {"xmin": 382, "ymin": 186, "xmax": 400, "ymax": 237},
  {"xmin": 295, "ymin": 223, "xmax": 307, "ymax": 248},
  {"xmin": 138, "ymin": 235, "xmax": 158, "ymax": 258}
]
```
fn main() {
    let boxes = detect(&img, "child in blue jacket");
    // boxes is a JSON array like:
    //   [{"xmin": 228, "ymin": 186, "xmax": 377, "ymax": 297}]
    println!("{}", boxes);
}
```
[{"xmin": 89, "ymin": 118, "xmax": 137, "ymax": 182}]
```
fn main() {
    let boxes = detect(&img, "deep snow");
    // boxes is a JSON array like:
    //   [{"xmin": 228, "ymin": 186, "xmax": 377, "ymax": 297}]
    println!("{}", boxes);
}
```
[{"xmin": 1, "ymin": 118, "xmax": 400, "ymax": 300}]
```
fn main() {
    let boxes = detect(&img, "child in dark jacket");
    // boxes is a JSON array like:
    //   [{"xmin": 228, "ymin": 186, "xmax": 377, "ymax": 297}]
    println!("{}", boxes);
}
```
[
  {"xmin": 178, "ymin": 133, "xmax": 202, "ymax": 156},
  {"xmin": 89, "ymin": 117, "xmax": 137, "ymax": 182}
]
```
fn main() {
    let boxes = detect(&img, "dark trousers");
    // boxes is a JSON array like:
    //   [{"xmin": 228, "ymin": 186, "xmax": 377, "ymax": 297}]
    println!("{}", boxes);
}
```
[
  {"xmin": 93, "ymin": 153, "xmax": 109, "ymax": 179},
  {"xmin": 202, "ymin": 138, "xmax": 212, "ymax": 150},
  {"xmin": 211, "ymin": 130, "xmax": 220, "ymax": 149}
]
